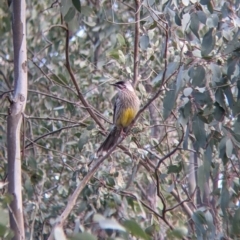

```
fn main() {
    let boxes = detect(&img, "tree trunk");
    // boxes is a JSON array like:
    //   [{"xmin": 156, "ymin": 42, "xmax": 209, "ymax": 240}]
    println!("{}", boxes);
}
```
[{"xmin": 7, "ymin": 0, "xmax": 27, "ymax": 239}]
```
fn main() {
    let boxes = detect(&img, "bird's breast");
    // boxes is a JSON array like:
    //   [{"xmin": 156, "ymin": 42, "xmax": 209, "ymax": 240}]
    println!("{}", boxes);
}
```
[{"xmin": 117, "ymin": 108, "xmax": 138, "ymax": 127}]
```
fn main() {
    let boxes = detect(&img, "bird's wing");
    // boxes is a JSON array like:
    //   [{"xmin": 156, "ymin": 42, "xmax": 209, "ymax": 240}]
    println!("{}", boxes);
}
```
[
  {"xmin": 113, "ymin": 97, "xmax": 117, "ymax": 124},
  {"xmin": 113, "ymin": 95, "xmax": 122, "ymax": 125}
]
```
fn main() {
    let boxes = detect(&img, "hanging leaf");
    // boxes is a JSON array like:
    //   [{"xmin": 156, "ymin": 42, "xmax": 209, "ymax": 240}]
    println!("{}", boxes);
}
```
[
  {"xmin": 189, "ymin": 65, "xmax": 206, "ymax": 87},
  {"xmin": 192, "ymin": 210, "xmax": 208, "ymax": 239},
  {"xmin": 70, "ymin": 232, "xmax": 97, "ymax": 240},
  {"xmin": 197, "ymin": 165, "xmax": 205, "ymax": 199},
  {"xmin": 78, "ymin": 130, "xmax": 89, "ymax": 151},
  {"xmin": 72, "ymin": 0, "xmax": 81, "ymax": 12},
  {"xmin": 182, "ymin": 13, "xmax": 190, "ymax": 32},
  {"xmin": 225, "ymin": 138, "xmax": 233, "ymax": 157},
  {"xmin": 99, "ymin": 218, "xmax": 126, "ymax": 231},
  {"xmin": 175, "ymin": 13, "xmax": 182, "ymax": 26},
  {"xmin": 227, "ymin": 58, "xmax": 238, "ymax": 78},
  {"xmin": 200, "ymin": 0, "xmax": 210, "ymax": 5},
  {"xmin": 207, "ymin": 1, "xmax": 214, "ymax": 13},
  {"xmin": 223, "ymin": 86, "xmax": 234, "ymax": 109},
  {"xmin": 190, "ymin": 13, "xmax": 199, "ymax": 39},
  {"xmin": 168, "ymin": 163, "xmax": 182, "ymax": 174},
  {"xmin": 232, "ymin": 208, "xmax": 240, "ymax": 235},
  {"xmin": 168, "ymin": 226, "xmax": 188, "ymax": 238},
  {"xmin": 118, "ymin": 50, "xmax": 125, "ymax": 64},
  {"xmin": 163, "ymin": 84, "xmax": 176, "ymax": 120},
  {"xmin": 139, "ymin": 35, "xmax": 149, "ymax": 50},
  {"xmin": 218, "ymin": 136, "xmax": 228, "ymax": 164},
  {"xmin": 206, "ymin": 14, "xmax": 219, "ymax": 28},
  {"xmin": 192, "ymin": 115, "xmax": 206, "ymax": 149},
  {"xmin": 197, "ymin": 11, "xmax": 207, "ymax": 24},
  {"xmin": 204, "ymin": 211, "xmax": 216, "ymax": 239},
  {"xmin": 64, "ymin": 7, "xmax": 76, "ymax": 22},
  {"xmin": 215, "ymin": 88, "xmax": 226, "ymax": 110},
  {"xmin": 213, "ymin": 102, "xmax": 225, "ymax": 122},
  {"xmin": 81, "ymin": 6, "xmax": 93, "ymax": 16},
  {"xmin": 116, "ymin": 33, "xmax": 126, "ymax": 46},
  {"xmin": 183, "ymin": 87, "xmax": 193, "ymax": 97},
  {"xmin": 210, "ymin": 63, "xmax": 221, "ymax": 83},
  {"xmin": 123, "ymin": 220, "xmax": 150, "ymax": 240},
  {"xmin": 203, "ymin": 145, "xmax": 212, "ymax": 180},
  {"xmin": 175, "ymin": 66, "xmax": 184, "ymax": 98},
  {"xmin": 234, "ymin": 116, "xmax": 240, "ymax": 134},
  {"xmin": 201, "ymin": 28, "xmax": 215, "ymax": 57},
  {"xmin": 220, "ymin": 181, "xmax": 230, "ymax": 215}
]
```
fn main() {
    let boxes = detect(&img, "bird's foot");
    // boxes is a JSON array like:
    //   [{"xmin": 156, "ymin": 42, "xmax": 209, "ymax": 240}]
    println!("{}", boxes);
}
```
[{"xmin": 120, "ymin": 129, "xmax": 127, "ymax": 138}]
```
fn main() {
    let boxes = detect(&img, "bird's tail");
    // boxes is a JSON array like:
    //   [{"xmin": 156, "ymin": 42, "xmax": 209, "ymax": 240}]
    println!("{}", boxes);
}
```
[{"xmin": 97, "ymin": 126, "xmax": 121, "ymax": 157}]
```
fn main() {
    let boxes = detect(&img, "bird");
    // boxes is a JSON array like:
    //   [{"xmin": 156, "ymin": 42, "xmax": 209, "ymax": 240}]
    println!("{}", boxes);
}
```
[{"xmin": 97, "ymin": 81, "xmax": 140, "ymax": 156}]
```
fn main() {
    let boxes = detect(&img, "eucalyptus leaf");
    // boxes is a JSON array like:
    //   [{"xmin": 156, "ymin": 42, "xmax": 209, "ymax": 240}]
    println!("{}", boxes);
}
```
[
  {"xmin": 223, "ymin": 86, "xmax": 234, "ymax": 109},
  {"xmin": 201, "ymin": 28, "xmax": 215, "ymax": 56},
  {"xmin": 99, "ymin": 219, "xmax": 125, "ymax": 231},
  {"xmin": 169, "ymin": 226, "xmax": 188, "ymax": 238},
  {"xmin": 72, "ymin": 0, "xmax": 81, "ymax": 12},
  {"xmin": 123, "ymin": 220, "xmax": 150, "ymax": 240},
  {"xmin": 225, "ymin": 138, "xmax": 233, "ymax": 157},
  {"xmin": 163, "ymin": 84, "xmax": 176, "ymax": 120},
  {"xmin": 188, "ymin": 65, "xmax": 205, "ymax": 87},
  {"xmin": 183, "ymin": 87, "xmax": 192, "ymax": 97},
  {"xmin": 70, "ymin": 232, "xmax": 97, "ymax": 240},
  {"xmin": 192, "ymin": 115, "xmax": 207, "ymax": 149},
  {"xmin": 213, "ymin": 102, "xmax": 225, "ymax": 122},
  {"xmin": 78, "ymin": 131, "xmax": 89, "ymax": 151},
  {"xmin": 190, "ymin": 13, "xmax": 199, "ymax": 39},
  {"xmin": 175, "ymin": 13, "xmax": 181, "ymax": 26},
  {"xmin": 81, "ymin": 6, "xmax": 93, "ymax": 16},
  {"xmin": 197, "ymin": 165, "xmax": 205, "ymax": 200},
  {"xmin": 64, "ymin": 7, "xmax": 76, "ymax": 22},
  {"xmin": 206, "ymin": 14, "xmax": 219, "ymax": 28},
  {"xmin": 197, "ymin": 11, "xmax": 207, "ymax": 24},
  {"xmin": 175, "ymin": 66, "xmax": 184, "ymax": 97},
  {"xmin": 220, "ymin": 181, "xmax": 230, "ymax": 215},
  {"xmin": 140, "ymin": 35, "xmax": 149, "ymax": 50},
  {"xmin": 118, "ymin": 50, "xmax": 125, "ymax": 64},
  {"xmin": 200, "ymin": 0, "xmax": 210, "ymax": 5},
  {"xmin": 182, "ymin": 13, "xmax": 190, "ymax": 31},
  {"xmin": 232, "ymin": 208, "xmax": 240, "ymax": 235},
  {"xmin": 210, "ymin": 63, "xmax": 221, "ymax": 83},
  {"xmin": 116, "ymin": 33, "xmax": 126, "ymax": 46}
]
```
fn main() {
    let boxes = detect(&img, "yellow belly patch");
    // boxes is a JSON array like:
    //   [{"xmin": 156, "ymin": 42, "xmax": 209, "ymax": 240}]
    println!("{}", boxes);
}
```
[{"xmin": 117, "ymin": 108, "xmax": 137, "ymax": 127}]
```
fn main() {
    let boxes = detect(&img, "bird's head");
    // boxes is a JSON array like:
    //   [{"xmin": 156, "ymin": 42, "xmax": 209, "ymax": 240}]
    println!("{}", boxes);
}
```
[{"xmin": 111, "ymin": 81, "xmax": 134, "ymax": 92}]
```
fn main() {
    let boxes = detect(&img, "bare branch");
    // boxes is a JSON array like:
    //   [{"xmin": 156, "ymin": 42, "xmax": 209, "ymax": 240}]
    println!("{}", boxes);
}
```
[
  {"xmin": 24, "ymin": 122, "xmax": 87, "ymax": 149},
  {"xmin": 65, "ymin": 26, "xmax": 105, "ymax": 131},
  {"xmin": 133, "ymin": 0, "xmax": 141, "ymax": 87},
  {"xmin": 47, "ymin": 134, "xmax": 127, "ymax": 240}
]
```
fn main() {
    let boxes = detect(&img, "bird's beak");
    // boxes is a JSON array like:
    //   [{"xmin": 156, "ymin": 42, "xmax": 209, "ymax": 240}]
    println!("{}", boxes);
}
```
[{"xmin": 110, "ymin": 83, "xmax": 117, "ymax": 87}]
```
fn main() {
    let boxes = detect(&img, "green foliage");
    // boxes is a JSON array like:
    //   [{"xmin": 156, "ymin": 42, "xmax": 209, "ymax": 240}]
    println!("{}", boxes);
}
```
[
  {"xmin": 1, "ymin": 0, "xmax": 240, "ymax": 239},
  {"xmin": 123, "ymin": 220, "xmax": 151, "ymax": 240}
]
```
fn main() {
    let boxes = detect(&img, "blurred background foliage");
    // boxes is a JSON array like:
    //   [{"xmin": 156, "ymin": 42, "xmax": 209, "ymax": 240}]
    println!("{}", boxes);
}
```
[{"xmin": 1, "ymin": 0, "xmax": 240, "ymax": 239}]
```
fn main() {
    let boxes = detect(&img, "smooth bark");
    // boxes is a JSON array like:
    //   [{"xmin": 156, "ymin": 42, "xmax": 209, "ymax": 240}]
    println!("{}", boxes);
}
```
[{"xmin": 7, "ymin": 0, "xmax": 28, "ymax": 239}]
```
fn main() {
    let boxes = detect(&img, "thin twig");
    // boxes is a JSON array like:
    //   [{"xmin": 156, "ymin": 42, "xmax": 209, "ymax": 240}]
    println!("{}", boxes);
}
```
[
  {"xmin": 24, "ymin": 123, "xmax": 85, "ymax": 149},
  {"xmin": 25, "ymin": 115, "xmax": 79, "ymax": 124},
  {"xmin": 65, "ymin": 25, "xmax": 105, "ymax": 131},
  {"xmin": 28, "ymin": 89, "xmax": 77, "ymax": 105},
  {"xmin": 23, "ymin": 140, "xmax": 83, "ymax": 168},
  {"xmin": 47, "ymin": 135, "xmax": 126, "ymax": 240},
  {"xmin": 28, "ymin": 56, "xmax": 77, "ymax": 95},
  {"xmin": 133, "ymin": 0, "xmax": 141, "ymax": 87},
  {"xmin": 95, "ymin": 177, "xmax": 190, "ymax": 238},
  {"xmin": 7, "ymin": 204, "xmax": 23, "ymax": 239},
  {"xmin": 28, "ymin": 89, "xmax": 111, "ymax": 124}
]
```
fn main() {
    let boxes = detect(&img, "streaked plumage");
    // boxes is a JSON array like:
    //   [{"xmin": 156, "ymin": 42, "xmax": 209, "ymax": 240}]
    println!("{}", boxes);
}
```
[{"xmin": 97, "ymin": 81, "xmax": 140, "ymax": 156}]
